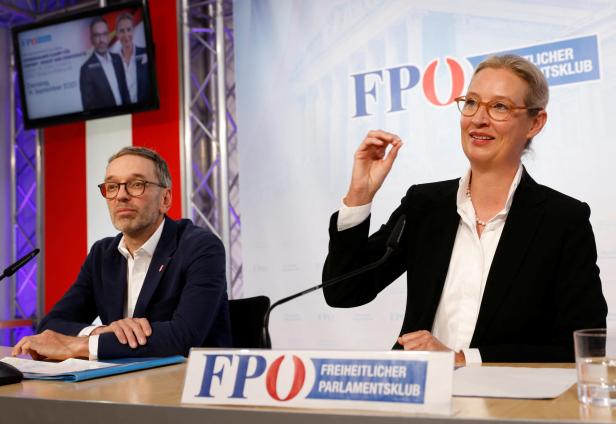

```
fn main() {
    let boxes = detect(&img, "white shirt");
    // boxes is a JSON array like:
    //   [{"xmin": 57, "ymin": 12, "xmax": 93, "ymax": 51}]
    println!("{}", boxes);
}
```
[
  {"xmin": 79, "ymin": 219, "xmax": 165, "ymax": 359},
  {"xmin": 94, "ymin": 51, "xmax": 123, "ymax": 106},
  {"xmin": 121, "ymin": 48, "xmax": 138, "ymax": 103},
  {"xmin": 337, "ymin": 164, "xmax": 523, "ymax": 364}
]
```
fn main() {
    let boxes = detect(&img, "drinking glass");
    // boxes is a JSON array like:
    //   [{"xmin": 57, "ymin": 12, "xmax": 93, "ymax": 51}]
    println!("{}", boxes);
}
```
[{"xmin": 574, "ymin": 328, "xmax": 616, "ymax": 407}]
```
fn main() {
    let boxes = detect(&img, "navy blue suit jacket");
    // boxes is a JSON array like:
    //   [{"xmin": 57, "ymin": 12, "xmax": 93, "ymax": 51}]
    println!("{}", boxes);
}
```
[
  {"xmin": 135, "ymin": 46, "xmax": 151, "ymax": 104},
  {"xmin": 323, "ymin": 170, "xmax": 607, "ymax": 362},
  {"xmin": 38, "ymin": 216, "xmax": 231, "ymax": 358},
  {"xmin": 79, "ymin": 52, "xmax": 130, "ymax": 110}
]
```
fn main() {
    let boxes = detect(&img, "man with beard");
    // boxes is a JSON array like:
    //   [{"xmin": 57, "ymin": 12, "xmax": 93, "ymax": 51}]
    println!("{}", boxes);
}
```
[
  {"xmin": 79, "ymin": 18, "xmax": 130, "ymax": 110},
  {"xmin": 12, "ymin": 147, "xmax": 231, "ymax": 360}
]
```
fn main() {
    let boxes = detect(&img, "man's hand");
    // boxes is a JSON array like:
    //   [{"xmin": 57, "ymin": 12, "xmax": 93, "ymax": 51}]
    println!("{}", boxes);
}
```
[
  {"xmin": 398, "ymin": 330, "xmax": 466, "ymax": 367},
  {"xmin": 344, "ymin": 130, "xmax": 403, "ymax": 206},
  {"xmin": 11, "ymin": 329, "xmax": 89, "ymax": 360},
  {"xmin": 91, "ymin": 317, "xmax": 152, "ymax": 349}
]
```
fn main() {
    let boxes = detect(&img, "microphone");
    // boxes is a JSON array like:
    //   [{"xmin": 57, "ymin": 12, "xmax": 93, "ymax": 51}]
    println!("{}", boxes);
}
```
[
  {"xmin": 261, "ymin": 215, "xmax": 406, "ymax": 348},
  {"xmin": 0, "ymin": 248, "xmax": 40, "ymax": 281}
]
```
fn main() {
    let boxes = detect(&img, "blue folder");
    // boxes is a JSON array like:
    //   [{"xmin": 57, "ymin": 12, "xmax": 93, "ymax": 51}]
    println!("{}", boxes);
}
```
[{"xmin": 23, "ymin": 355, "xmax": 185, "ymax": 382}]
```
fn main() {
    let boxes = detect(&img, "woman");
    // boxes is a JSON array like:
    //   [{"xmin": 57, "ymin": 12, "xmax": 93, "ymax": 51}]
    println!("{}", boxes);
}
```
[
  {"xmin": 115, "ymin": 12, "xmax": 150, "ymax": 104},
  {"xmin": 322, "ymin": 54, "xmax": 606, "ymax": 365}
]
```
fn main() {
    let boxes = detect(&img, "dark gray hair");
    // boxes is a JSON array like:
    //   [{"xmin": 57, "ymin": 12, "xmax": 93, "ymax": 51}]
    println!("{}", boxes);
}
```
[
  {"xmin": 108, "ymin": 146, "xmax": 172, "ymax": 188},
  {"xmin": 89, "ymin": 17, "xmax": 108, "ymax": 34}
]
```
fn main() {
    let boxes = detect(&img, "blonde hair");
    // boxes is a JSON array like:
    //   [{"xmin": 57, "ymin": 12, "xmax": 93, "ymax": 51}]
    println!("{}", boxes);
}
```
[
  {"xmin": 115, "ymin": 12, "xmax": 134, "ymax": 29},
  {"xmin": 473, "ymin": 54, "xmax": 548, "ymax": 116}
]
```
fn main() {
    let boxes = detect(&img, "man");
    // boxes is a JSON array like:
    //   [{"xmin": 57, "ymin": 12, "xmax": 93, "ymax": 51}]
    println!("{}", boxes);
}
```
[
  {"xmin": 79, "ymin": 18, "xmax": 130, "ymax": 110},
  {"xmin": 12, "ymin": 147, "xmax": 231, "ymax": 360},
  {"xmin": 115, "ymin": 13, "xmax": 152, "ymax": 104}
]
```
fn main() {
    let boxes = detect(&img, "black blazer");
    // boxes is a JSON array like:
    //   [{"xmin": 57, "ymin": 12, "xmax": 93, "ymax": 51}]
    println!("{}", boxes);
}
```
[
  {"xmin": 38, "ymin": 216, "xmax": 232, "ymax": 358},
  {"xmin": 134, "ymin": 46, "xmax": 151, "ymax": 104},
  {"xmin": 323, "ymin": 170, "xmax": 607, "ymax": 362},
  {"xmin": 79, "ymin": 52, "xmax": 130, "ymax": 110}
]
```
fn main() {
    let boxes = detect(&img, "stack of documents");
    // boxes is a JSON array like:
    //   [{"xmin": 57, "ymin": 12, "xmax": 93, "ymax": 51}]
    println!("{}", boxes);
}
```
[
  {"xmin": 453, "ymin": 366, "xmax": 577, "ymax": 399},
  {"xmin": 1, "ymin": 355, "xmax": 184, "ymax": 382}
]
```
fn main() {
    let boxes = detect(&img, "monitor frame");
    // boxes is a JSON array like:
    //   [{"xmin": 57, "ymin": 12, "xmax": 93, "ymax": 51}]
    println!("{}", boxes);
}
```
[{"xmin": 11, "ymin": 0, "xmax": 159, "ymax": 129}]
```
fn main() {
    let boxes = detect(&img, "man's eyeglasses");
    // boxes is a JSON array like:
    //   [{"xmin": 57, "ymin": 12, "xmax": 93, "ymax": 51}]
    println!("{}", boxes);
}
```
[
  {"xmin": 98, "ymin": 180, "xmax": 166, "ymax": 199},
  {"xmin": 92, "ymin": 31, "xmax": 109, "ymax": 39},
  {"xmin": 454, "ymin": 96, "xmax": 542, "ymax": 121}
]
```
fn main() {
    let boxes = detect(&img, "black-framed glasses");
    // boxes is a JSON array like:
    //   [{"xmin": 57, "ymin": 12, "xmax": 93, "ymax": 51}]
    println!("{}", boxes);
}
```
[
  {"xmin": 98, "ymin": 180, "xmax": 166, "ymax": 199},
  {"xmin": 454, "ymin": 96, "xmax": 542, "ymax": 121}
]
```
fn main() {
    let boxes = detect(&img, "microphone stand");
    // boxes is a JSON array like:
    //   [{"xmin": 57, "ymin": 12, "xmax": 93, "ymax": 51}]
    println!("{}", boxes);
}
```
[
  {"xmin": 261, "ymin": 215, "xmax": 406, "ymax": 348},
  {"xmin": 0, "ymin": 248, "xmax": 41, "ymax": 386}
]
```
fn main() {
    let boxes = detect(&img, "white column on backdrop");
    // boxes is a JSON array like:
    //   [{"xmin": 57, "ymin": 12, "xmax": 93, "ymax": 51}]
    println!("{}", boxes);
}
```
[{"xmin": 86, "ymin": 116, "xmax": 132, "ymax": 250}]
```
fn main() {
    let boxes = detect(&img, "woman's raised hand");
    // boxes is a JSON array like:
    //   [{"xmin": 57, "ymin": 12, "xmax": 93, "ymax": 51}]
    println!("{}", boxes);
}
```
[{"xmin": 344, "ymin": 130, "xmax": 403, "ymax": 206}]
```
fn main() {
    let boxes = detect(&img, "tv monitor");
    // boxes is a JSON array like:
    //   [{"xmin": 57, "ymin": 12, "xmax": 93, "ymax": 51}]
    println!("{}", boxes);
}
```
[{"xmin": 12, "ymin": 1, "xmax": 159, "ymax": 129}]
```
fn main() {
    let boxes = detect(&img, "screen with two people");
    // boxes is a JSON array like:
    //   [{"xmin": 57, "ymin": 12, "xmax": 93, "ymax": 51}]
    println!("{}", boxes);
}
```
[{"xmin": 12, "ymin": 0, "xmax": 159, "ymax": 128}]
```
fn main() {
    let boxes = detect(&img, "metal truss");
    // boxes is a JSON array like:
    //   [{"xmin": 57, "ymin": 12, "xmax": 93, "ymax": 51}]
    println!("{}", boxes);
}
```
[
  {"xmin": 5, "ymin": 0, "xmax": 38, "ymax": 343},
  {"xmin": 0, "ymin": 0, "xmax": 87, "ymax": 28},
  {"xmin": 182, "ymin": 0, "xmax": 242, "ymax": 298},
  {"xmin": 1, "ymin": 0, "xmax": 244, "ymax": 348},
  {"xmin": 0, "ymin": 1, "xmax": 33, "ymax": 27},
  {"xmin": 2, "ymin": 0, "xmax": 85, "ymax": 342},
  {"xmin": 9, "ymin": 67, "xmax": 39, "ymax": 343}
]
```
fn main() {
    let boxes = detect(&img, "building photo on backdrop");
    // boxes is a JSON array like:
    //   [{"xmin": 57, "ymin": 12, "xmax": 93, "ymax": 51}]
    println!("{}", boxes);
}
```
[{"xmin": 234, "ymin": 0, "xmax": 615, "ymax": 350}]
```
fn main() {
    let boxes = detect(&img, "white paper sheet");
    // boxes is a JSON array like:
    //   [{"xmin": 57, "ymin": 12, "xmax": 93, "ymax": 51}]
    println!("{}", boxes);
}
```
[
  {"xmin": 1, "ymin": 357, "xmax": 116, "ymax": 375},
  {"xmin": 453, "ymin": 366, "xmax": 577, "ymax": 399}
]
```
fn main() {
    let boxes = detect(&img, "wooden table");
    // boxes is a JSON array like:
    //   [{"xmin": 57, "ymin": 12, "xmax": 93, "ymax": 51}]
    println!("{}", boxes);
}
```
[{"xmin": 0, "ymin": 348, "xmax": 614, "ymax": 424}]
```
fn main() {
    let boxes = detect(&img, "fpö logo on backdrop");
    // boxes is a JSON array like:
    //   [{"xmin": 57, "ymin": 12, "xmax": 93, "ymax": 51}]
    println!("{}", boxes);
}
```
[
  {"xmin": 21, "ymin": 34, "xmax": 52, "ymax": 48},
  {"xmin": 194, "ymin": 353, "xmax": 426, "ymax": 403},
  {"xmin": 352, "ymin": 34, "xmax": 600, "ymax": 118}
]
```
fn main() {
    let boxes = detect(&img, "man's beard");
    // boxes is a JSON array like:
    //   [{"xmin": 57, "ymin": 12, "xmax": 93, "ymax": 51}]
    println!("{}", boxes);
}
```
[{"xmin": 112, "ymin": 213, "xmax": 153, "ymax": 237}]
